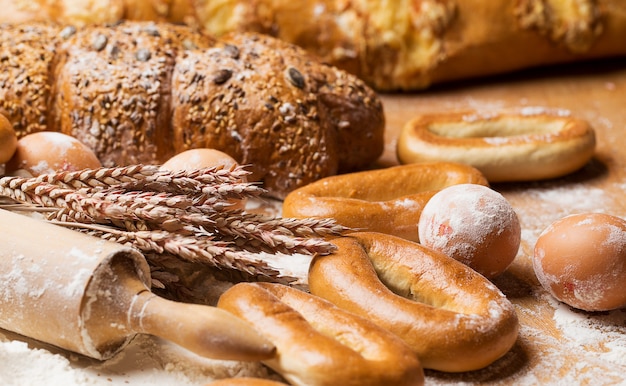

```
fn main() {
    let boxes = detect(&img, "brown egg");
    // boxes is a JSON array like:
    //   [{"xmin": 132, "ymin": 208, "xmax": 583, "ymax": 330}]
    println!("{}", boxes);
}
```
[
  {"xmin": 418, "ymin": 184, "xmax": 521, "ymax": 278},
  {"xmin": 533, "ymin": 212, "xmax": 626, "ymax": 311},
  {"xmin": 0, "ymin": 114, "xmax": 17, "ymax": 164},
  {"xmin": 161, "ymin": 149, "xmax": 247, "ymax": 210},
  {"xmin": 5, "ymin": 132, "xmax": 102, "ymax": 176},
  {"xmin": 161, "ymin": 148, "xmax": 241, "ymax": 173}
]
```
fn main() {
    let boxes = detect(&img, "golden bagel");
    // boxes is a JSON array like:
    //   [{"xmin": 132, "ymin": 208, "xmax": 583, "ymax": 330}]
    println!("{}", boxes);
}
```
[
  {"xmin": 308, "ymin": 232, "xmax": 519, "ymax": 372},
  {"xmin": 282, "ymin": 162, "xmax": 488, "ymax": 242},
  {"xmin": 217, "ymin": 282, "xmax": 424, "ymax": 386},
  {"xmin": 397, "ymin": 111, "xmax": 596, "ymax": 182}
]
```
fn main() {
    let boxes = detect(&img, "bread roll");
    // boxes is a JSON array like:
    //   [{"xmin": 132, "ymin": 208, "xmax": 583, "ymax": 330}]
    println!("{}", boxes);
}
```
[{"xmin": 0, "ymin": 22, "xmax": 384, "ymax": 198}]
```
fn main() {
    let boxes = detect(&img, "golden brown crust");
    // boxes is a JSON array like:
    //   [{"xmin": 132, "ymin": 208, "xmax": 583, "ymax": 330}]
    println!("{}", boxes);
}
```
[
  {"xmin": 396, "ymin": 110, "xmax": 597, "ymax": 182},
  {"xmin": 51, "ymin": 22, "xmax": 217, "ymax": 166},
  {"xmin": 282, "ymin": 162, "xmax": 488, "ymax": 242},
  {"xmin": 194, "ymin": 0, "xmax": 626, "ymax": 90},
  {"xmin": 217, "ymin": 282, "xmax": 425, "ymax": 386},
  {"xmin": 0, "ymin": 0, "xmax": 187, "ymax": 26},
  {"xmin": 2, "ymin": 1, "xmax": 626, "ymax": 90},
  {"xmin": 206, "ymin": 378, "xmax": 287, "ymax": 386},
  {"xmin": 515, "ymin": 0, "xmax": 604, "ymax": 53},
  {"xmin": 0, "ymin": 113, "xmax": 18, "ymax": 164},
  {"xmin": 120, "ymin": 0, "xmax": 193, "ymax": 23},
  {"xmin": 0, "ymin": 23, "xmax": 62, "ymax": 137},
  {"xmin": 171, "ymin": 32, "xmax": 384, "ymax": 197},
  {"xmin": 0, "ymin": 21, "xmax": 383, "ymax": 198},
  {"xmin": 308, "ymin": 232, "xmax": 520, "ymax": 372}
]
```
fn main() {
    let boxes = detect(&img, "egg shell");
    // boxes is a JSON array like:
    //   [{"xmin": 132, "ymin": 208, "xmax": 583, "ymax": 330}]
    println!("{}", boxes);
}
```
[
  {"xmin": 161, "ymin": 148, "xmax": 247, "ymax": 210},
  {"xmin": 161, "ymin": 148, "xmax": 241, "ymax": 173},
  {"xmin": 418, "ymin": 183, "xmax": 521, "ymax": 278},
  {"xmin": 5, "ymin": 132, "xmax": 101, "ymax": 176},
  {"xmin": 533, "ymin": 212, "xmax": 626, "ymax": 311},
  {"xmin": 0, "ymin": 114, "xmax": 17, "ymax": 164}
]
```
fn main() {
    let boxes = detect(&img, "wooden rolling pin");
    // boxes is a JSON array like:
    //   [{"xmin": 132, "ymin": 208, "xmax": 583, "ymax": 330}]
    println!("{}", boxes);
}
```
[{"xmin": 0, "ymin": 209, "xmax": 275, "ymax": 361}]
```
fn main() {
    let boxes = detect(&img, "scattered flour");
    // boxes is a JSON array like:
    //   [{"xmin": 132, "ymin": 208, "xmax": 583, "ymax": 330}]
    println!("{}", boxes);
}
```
[
  {"xmin": 552, "ymin": 302, "xmax": 626, "ymax": 365},
  {"xmin": 2, "ymin": 169, "xmax": 625, "ymax": 385},
  {"xmin": 0, "ymin": 332, "xmax": 273, "ymax": 386}
]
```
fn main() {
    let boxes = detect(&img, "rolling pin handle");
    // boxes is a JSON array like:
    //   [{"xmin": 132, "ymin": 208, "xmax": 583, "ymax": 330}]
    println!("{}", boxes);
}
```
[{"xmin": 128, "ymin": 290, "xmax": 276, "ymax": 361}]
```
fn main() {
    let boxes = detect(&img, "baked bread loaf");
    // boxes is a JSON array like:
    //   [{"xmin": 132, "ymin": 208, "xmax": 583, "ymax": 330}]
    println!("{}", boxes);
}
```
[
  {"xmin": 195, "ymin": 0, "xmax": 626, "ymax": 90},
  {"xmin": 0, "ymin": 0, "xmax": 194, "ymax": 25},
  {"xmin": 0, "ymin": 22, "xmax": 384, "ymax": 198},
  {"xmin": 3, "ymin": 1, "xmax": 626, "ymax": 90}
]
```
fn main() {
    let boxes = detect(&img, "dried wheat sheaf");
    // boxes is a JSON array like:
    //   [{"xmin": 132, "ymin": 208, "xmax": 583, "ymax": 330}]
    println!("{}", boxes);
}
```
[{"xmin": 0, "ymin": 165, "xmax": 349, "ymax": 298}]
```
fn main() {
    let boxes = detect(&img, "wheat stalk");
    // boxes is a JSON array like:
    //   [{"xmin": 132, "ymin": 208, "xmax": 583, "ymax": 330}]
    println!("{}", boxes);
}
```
[{"xmin": 0, "ymin": 166, "xmax": 348, "ymax": 295}]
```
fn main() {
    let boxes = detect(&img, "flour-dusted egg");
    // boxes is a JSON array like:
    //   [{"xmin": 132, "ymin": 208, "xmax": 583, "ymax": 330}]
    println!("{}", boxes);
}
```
[
  {"xmin": 533, "ymin": 212, "xmax": 626, "ymax": 311},
  {"xmin": 0, "ymin": 114, "xmax": 17, "ymax": 164},
  {"xmin": 418, "ymin": 183, "xmax": 521, "ymax": 278},
  {"xmin": 5, "ymin": 132, "xmax": 101, "ymax": 176},
  {"xmin": 161, "ymin": 148, "xmax": 241, "ymax": 173}
]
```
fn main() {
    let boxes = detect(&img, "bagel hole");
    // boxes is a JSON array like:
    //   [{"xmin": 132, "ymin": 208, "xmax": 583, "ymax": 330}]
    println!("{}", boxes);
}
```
[
  {"xmin": 428, "ymin": 117, "xmax": 566, "ymax": 139},
  {"xmin": 368, "ymin": 249, "xmax": 469, "ymax": 313},
  {"xmin": 370, "ymin": 254, "xmax": 446, "ymax": 309}
]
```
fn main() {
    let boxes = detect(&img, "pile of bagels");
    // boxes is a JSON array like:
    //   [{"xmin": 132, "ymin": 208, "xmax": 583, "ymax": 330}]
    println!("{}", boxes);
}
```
[
  {"xmin": 3, "ymin": 99, "xmax": 626, "ymax": 386},
  {"xmin": 208, "ymin": 106, "xmax": 626, "ymax": 385}
]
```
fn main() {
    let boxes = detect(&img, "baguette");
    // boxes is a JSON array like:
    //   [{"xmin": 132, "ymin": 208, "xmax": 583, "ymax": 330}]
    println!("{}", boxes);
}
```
[
  {"xmin": 0, "ymin": 22, "xmax": 384, "ymax": 199},
  {"xmin": 2, "ymin": 1, "xmax": 626, "ymax": 90},
  {"xmin": 194, "ymin": 0, "xmax": 626, "ymax": 90}
]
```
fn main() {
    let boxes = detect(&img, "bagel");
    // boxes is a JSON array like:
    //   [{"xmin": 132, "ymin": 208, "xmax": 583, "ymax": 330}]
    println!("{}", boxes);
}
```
[
  {"xmin": 308, "ymin": 232, "xmax": 519, "ymax": 372},
  {"xmin": 396, "ymin": 110, "xmax": 596, "ymax": 182},
  {"xmin": 282, "ymin": 162, "xmax": 488, "ymax": 242},
  {"xmin": 217, "ymin": 282, "xmax": 424, "ymax": 386},
  {"xmin": 206, "ymin": 378, "xmax": 287, "ymax": 386}
]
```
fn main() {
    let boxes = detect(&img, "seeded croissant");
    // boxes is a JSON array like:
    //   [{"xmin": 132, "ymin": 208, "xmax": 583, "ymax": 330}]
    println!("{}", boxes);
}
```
[{"xmin": 0, "ymin": 22, "xmax": 384, "ymax": 199}]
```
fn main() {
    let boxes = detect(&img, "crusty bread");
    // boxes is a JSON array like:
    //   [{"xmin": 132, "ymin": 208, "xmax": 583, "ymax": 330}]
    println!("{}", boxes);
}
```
[
  {"xmin": 0, "ymin": 22, "xmax": 384, "ymax": 199},
  {"xmin": 308, "ymin": 232, "xmax": 520, "ymax": 372},
  {"xmin": 0, "ymin": 0, "xmax": 190, "ymax": 25},
  {"xmin": 4, "ymin": 1, "xmax": 626, "ymax": 90},
  {"xmin": 217, "ymin": 282, "xmax": 425, "ymax": 386},
  {"xmin": 282, "ymin": 162, "xmax": 489, "ymax": 242},
  {"xmin": 194, "ymin": 0, "xmax": 626, "ymax": 90},
  {"xmin": 396, "ymin": 111, "xmax": 597, "ymax": 182}
]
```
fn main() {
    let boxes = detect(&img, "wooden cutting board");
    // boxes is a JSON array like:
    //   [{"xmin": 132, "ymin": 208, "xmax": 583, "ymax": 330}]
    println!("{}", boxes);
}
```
[{"xmin": 379, "ymin": 58, "xmax": 626, "ymax": 384}]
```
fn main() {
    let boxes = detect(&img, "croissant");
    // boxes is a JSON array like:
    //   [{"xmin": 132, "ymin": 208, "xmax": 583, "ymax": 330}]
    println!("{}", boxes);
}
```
[{"xmin": 0, "ymin": 21, "xmax": 384, "ymax": 198}]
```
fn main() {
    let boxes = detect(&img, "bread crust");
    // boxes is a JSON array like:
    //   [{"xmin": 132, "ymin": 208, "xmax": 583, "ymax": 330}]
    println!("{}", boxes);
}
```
[
  {"xmin": 396, "ymin": 110, "xmax": 596, "ymax": 182},
  {"xmin": 206, "ymin": 378, "xmax": 287, "ymax": 386},
  {"xmin": 217, "ymin": 282, "xmax": 425, "ymax": 386},
  {"xmin": 282, "ymin": 162, "xmax": 488, "ymax": 242},
  {"xmin": 193, "ymin": 0, "xmax": 626, "ymax": 90},
  {"xmin": 0, "ymin": 21, "xmax": 384, "ymax": 198},
  {"xmin": 3, "ymin": 1, "xmax": 626, "ymax": 90},
  {"xmin": 308, "ymin": 232, "xmax": 520, "ymax": 372}
]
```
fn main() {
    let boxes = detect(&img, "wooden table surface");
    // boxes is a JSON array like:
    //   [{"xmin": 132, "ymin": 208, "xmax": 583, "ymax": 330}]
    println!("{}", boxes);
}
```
[
  {"xmin": 379, "ymin": 58, "xmax": 626, "ymax": 385},
  {"xmin": 2, "ymin": 59, "xmax": 626, "ymax": 386}
]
